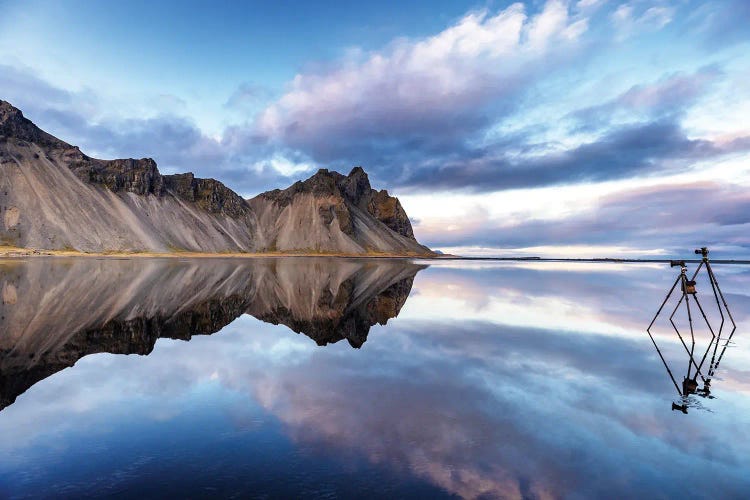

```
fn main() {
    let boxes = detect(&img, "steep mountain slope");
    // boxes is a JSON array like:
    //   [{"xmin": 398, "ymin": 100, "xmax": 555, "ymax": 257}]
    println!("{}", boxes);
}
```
[{"xmin": 0, "ymin": 100, "xmax": 431, "ymax": 255}]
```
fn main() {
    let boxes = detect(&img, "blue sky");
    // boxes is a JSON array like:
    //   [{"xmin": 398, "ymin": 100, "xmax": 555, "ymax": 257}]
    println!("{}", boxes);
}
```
[{"xmin": 1, "ymin": 0, "xmax": 749, "ymax": 257}]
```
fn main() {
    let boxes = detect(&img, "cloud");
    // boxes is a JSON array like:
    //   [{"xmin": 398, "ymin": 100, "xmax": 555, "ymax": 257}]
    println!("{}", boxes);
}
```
[
  {"xmin": 689, "ymin": 0, "xmax": 750, "ymax": 49},
  {"xmin": 0, "ymin": 64, "xmax": 298, "ymax": 194},
  {"xmin": 398, "ymin": 118, "xmax": 750, "ymax": 192},
  {"xmin": 611, "ymin": 1, "xmax": 675, "ymax": 38},
  {"xmin": 26, "ymin": 104, "xmax": 228, "ymax": 178},
  {"xmin": 224, "ymin": 82, "xmax": 271, "ymax": 110},
  {"xmin": 6, "ymin": 52, "xmax": 743, "ymax": 208},
  {"xmin": 2, "ymin": 0, "xmax": 748, "ymax": 209},
  {"xmin": 576, "ymin": 0, "xmax": 604, "ymax": 11},
  {"xmin": 383, "ymin": 64, "xmax": 746, "ymax": 196},
  {"xmin": 242, "ymin": 0, "xmax": 747, "ymax": 198},
  {"xmin": 255, "ymin": 1, "xmax": 588, "ymax": 163},
  {"xmin": 1, "ymin": 64, "xmax": 218, "ymax": 164},
  {"xmin": 416, "ymin": 181, "xmax": 750, "ymax": 254},
  {"xmin": 571, "ymin": 65, "xmax": 722, "ymax": 130}
]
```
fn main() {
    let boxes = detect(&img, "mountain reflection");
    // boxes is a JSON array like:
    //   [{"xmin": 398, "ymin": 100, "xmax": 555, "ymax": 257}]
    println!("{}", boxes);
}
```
[{"xmin": 0, "ymin": 257, "xmax": 424, "ymax": 411}]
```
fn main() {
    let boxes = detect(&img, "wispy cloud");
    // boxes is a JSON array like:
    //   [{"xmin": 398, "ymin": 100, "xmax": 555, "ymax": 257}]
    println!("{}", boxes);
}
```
[{"xmin": 570, "ymin": 65, "xmax": 723, "ymax": 130}]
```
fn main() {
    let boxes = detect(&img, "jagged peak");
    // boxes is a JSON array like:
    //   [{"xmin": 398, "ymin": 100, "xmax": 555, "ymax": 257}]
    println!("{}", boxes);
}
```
[
  {"xmin": 0, "ymin": 99, "xmax": 71, "ymax": 147},
  {"xmin": 250, "ymin": 165, "xmax": 417, "ymax": 241},
  {"xmin": 108, "ymin": 157, "xmax": 159, "ymax": 168},
  {"xmin": 0, "ymin": 100, "xmax": 23, "ymax": 122},
  {"xmin": 256, "ymin": 166, "xmax": 373, "ymax": 206},
  {"xmin": 0, "ymin": 100, "xmax": 37, "ymax": 137},
  {"xmin": 348, "ymin": 165, "xmax": 367, "ymax": 177}
]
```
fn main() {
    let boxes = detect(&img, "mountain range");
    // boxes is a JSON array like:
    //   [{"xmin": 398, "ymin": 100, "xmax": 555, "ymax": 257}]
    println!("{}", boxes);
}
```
[{"xmin": 0, "ymin": 100, "xmax": 432, "ymax": 256}]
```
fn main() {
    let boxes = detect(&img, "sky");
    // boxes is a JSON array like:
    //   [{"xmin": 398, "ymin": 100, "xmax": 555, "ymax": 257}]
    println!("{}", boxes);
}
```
[{"xmin": 1, "ymin": 0, "xmax": 749, "ymax": 257}]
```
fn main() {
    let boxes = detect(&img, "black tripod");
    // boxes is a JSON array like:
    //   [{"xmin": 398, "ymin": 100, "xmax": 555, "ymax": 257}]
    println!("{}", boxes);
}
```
[{"xmin": 646, "ymin": 247, "xmax": 736, "ymax": 413}]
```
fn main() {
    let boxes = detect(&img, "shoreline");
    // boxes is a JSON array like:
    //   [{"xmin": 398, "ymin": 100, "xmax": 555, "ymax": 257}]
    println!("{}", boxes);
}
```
[
  {"xmin": 0, "ymin": 247, "xmax": 437, "ymax": 259},
  {"xmin": 1, "ymin": 247, "xmax": 748, "ymax": 264}
]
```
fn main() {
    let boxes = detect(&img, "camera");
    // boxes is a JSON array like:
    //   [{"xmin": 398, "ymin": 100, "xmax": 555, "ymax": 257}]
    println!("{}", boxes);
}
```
[{"xmin": 694, "ymin": 247, "xmax": 709, "ymax": 258}]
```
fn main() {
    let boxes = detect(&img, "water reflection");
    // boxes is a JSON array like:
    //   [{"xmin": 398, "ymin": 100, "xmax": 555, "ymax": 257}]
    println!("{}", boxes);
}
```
[
  {"xmin": 0, "ymin": 258, "xmax": 748, "ymax": 498},
  {"xmin": 0, "ymin": 257, "xmax": 424, "ymax": 411}
]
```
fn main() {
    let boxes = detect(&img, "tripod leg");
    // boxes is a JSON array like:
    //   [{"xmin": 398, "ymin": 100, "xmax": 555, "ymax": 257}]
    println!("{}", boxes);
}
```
[
  {"xmin": 646, "ymin": 326, "xmax": 683, "ymax": 396},
  {"xmin": 669, "ymin": 293, "xmax": 696, "ymax": 366},
  {"xmin": 704, "ymin": 260, "xmax": 726, "ymax": 339},
  {"xmin": 665, "ymin": 282, "xmax": 708, "ymax": 379},
  {"xmin": 696, "ymin": 260, "xmax": 724, "ymax": 377},
  {"xmin": 706, "ymin": 262, "xmax": 737, "ymax": 374},
  {"xmin": 706, "ymin": 262, "xmax": 737, "ymax": 332},
  {"xmin": 647, "ymin": 274, "xmax": 683, "ymax": 396},
  {"xmin": 712, "ymin": 326, "xmax": 737, "ymax": 374},
  {"xmin": 647, "ymin": 274, "xmax": 681, "ymax": 332},
  {"xmin": 684, "ymin": 282, "xmax": 697, "ymax": 380},
  {"xmin": 691, "ymin": 295, "xmax": 716, "ymax": 381},
  {"xmin": 668, "ymin": 292, "xmax": 684, "ymax": 335},
  {"xmin": 689, "ymin": 261, "xmax": 704, "ymax": 281}
]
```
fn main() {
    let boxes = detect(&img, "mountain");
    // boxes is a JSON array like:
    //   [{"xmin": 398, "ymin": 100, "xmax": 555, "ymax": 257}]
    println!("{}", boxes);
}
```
[
  {"xmin": 0, "ymin": 100, "xmax": 432, "ymax": 255},
  {"xmin": 0, "ymin": 257, "xmax": 425, "ymax": 411}
]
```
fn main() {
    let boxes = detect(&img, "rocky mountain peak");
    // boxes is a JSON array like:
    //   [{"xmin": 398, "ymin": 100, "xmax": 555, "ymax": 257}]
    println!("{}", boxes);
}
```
[
  {"xmin": 0, "ymin": 100, "xmax": 46, "ymax": 142},
  {"xmin": 253, "ymin": 165, "xmax": 417, "ymax": 241},
  {"xmin": 0, "ymin": 100, "xmax": 22, "ymax": 123},
  {"xmin": 0, "ymin": 100, "xmax": 64, "ymax": 147},
  {"xmin": 340, "ymin": 166, "xmax": 372, "ymax": 207}
]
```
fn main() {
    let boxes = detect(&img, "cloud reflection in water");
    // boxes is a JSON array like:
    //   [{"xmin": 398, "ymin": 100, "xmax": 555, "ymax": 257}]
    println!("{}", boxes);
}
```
[{"xmin": 0, "ymin": 258, "xmax": 748, "ymax": 498}]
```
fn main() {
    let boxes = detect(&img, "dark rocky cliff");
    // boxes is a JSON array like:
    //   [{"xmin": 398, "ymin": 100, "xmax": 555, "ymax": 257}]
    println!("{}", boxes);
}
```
[
  {"xmin": 255, "ymin": 166, "xmax": 416, "ymax": 239},
  {"xmin": 70, "ymin": 159, "xmax": 252, "ymax": 218}
]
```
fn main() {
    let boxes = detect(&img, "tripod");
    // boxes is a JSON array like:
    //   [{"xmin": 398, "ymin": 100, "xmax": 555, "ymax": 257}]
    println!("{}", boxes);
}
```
[{"xmin": 646, "ymin": 247, "xmax": 736, "ymax": 413}]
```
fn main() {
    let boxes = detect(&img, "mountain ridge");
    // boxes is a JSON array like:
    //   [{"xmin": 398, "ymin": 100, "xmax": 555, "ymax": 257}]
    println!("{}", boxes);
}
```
[{"xmin": 0, "ymin": 100, "xmax": 432, "ymax": 256}]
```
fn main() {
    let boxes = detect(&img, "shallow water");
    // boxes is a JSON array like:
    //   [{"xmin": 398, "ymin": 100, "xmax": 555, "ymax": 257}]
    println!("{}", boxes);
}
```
[{"xmin": 0, "ymin": 257, "xmax": 748, "ymax": 499}]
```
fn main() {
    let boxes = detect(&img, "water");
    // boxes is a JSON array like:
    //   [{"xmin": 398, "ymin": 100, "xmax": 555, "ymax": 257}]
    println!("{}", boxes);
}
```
[{"xmin": 0, "ymin": 257, "xmax": 748, "ymax": 499}]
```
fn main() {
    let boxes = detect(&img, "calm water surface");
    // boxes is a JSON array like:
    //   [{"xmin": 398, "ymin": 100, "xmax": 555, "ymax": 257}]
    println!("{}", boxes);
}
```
[{"xmin": 0, "ymin": 257, "xmax": 748, "ymax": 499}]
